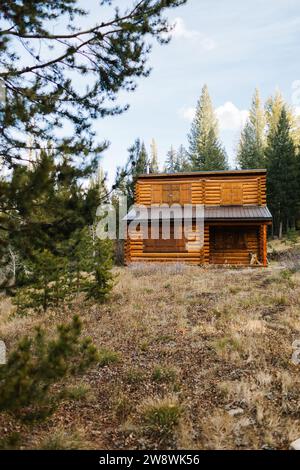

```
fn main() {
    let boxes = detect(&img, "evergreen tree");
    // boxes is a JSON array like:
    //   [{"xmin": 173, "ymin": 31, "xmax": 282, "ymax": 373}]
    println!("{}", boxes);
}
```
[
  {"xmin": 265, "ymin": 90, "xmax": 299, "ymax": 144},
  {"xmin": 0, "ymin": 316, "xmax": 98, "ymax": 420},
  {"xmin": 164, "ymin": 146, "xmax": 177, "ymax": 173},
  {"xmin": 149, "ymin": 139, "xmax": 159, "ymax": 173},
  {"xmin": 237, "ymin": 89, "xmax": 266, "ymax": 169},
  {"xmin": 188, "ymin": 85, "xmax": 228, "ymax": 171},
  {"xmin": 266, "ymin": 108, "xmax": 298, "ymax": 238},
  {"xmin": 90, "ymin": 164, "xmax": 108, "ymax": 203},
  {"xmin": 176, "ymin": 145, "xmax": 190, "ymax": 172},
  {"xmin": 0, "ymin": 0, "xmax": 187, "ymax": 294},
  {"xmin": 1, "ymin": 150, "xmax": 100, "ymax": 281},
  {"xmin": 265, "ymin": 90, "xmax": 286, "ymax": 139},
  {"xmin": 0, "ymin": 0, "xmax": 187, "ymax": 169},
  {"xmin": 117, "ymin": 139, "xmax": 149, "ymax": 206}
]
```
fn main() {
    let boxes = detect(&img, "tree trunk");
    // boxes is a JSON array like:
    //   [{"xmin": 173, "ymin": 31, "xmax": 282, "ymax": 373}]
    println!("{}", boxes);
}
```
[{"xmin": 279, "ymin": 220, "xmax": 283, "ymax": 240}]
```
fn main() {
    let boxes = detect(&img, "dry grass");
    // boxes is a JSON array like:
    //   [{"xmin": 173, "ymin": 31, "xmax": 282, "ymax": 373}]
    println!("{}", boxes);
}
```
[{"xmin": 1, "ymin": 252, "xmax": 300, "ymax": 449}]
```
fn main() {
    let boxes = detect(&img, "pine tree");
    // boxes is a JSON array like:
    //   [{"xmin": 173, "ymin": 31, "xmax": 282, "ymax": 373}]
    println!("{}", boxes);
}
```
[
  {"xmin": 237, "ymin": 89, "xmax": 266, "ymax": 169},
  {"xmin": 265, "ymin": 91, "xmax": 289, "ymax": 138},
  {"xmin": 117, "ymin": 139, "xmax": 149, "ymax": 206},
  {"xmin": 164, "ymin": 146, "xmax": 177, "ymax": 173},
  {"xmin": 0, "ymin": 0, "xmax": 188, "ymax": 293},
  {"xmin": 0, "ymin": 316, "xmax": 98, "ymax": 421},
  {"xmin": 149, "ymin": 139, "xmax": 159, "ymax": 173},
  {"xmin": 265, "ymin": 90, "xmax": 299, "ymax": 142},
  {"xmin": 188, "ymin": 85, "xmax": 228, "ymax": 171},
  {"xmin": 0, "ymin": 1, "xmax": 187, "ymax": 169},
  {"xmin": 90, "ymin": 164, "xmax": 108, "ymax": 202},
  {"xmin": 175, "ymin": 145, "xmax": 190, "ymax": 172},
  {"xmin": 266, "ymin": 107, "xmax": 298, "ymax": 238}
]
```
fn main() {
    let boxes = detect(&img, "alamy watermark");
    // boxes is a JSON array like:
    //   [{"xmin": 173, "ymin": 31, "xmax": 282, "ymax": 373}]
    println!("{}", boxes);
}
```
[
  {"xmin": 291, "ymin": 340, "xmax": 300, "ymax": 365},
  {"xmin": 95, "ymin": 197, "xmax": 205, "ymax": 249},
  {"xmin": 0, "ymin": 340, "xmax": 6, "ymax": 365},
  {"xmin": 0, "ymin": 79, "xmax": 6, "ymax": 107}
]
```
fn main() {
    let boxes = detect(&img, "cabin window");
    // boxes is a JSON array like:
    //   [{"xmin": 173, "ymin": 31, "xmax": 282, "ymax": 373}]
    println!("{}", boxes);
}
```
[
  {"xmin": 151, "ymin": 183, "xmax": 191, "ymax": 205},
  {"xmin": 221, "ymin": 183, "xmax": 243, "ymax": 205}
]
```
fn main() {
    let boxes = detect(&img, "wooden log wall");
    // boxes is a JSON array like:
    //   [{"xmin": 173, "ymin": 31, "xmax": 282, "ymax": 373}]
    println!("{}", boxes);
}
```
[
  {"xmin": 125, "ymin": 172, "xmax": 269, "ymax": 266},
  {"xmin": 135, "ymin": 174, "xmax": 267, "ymax": 207},
  {"xmin": 126, "ymin": 222, "xmax": 204, "ymax": 265},
  {"xmin": 209, "ymin": 225, "xmax": 260, "ymax": 265},
  {"xmin": 259, "ymin": 224, "xmax": 268, "ymax": 267}
]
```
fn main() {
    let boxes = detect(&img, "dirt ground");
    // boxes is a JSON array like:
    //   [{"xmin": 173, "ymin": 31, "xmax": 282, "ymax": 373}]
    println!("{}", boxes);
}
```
[{"xmin": 1, "ymin": 242, "xmax": 300, "ymax": 450}]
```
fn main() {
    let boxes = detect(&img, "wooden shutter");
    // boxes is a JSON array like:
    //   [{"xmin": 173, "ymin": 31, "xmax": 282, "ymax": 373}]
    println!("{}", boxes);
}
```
[
  {"xmin": 231, "ymin": 184, "xmax": 243, "ymax": 205},
  {"xmin": 162, "ymin": 184, "xmax": 171, "ymax": 204},
  {"xmin": 170, "ymin": 184, "xmax": 180, "ymax": 204},
  {"xmin": 221, "ymin": 183, "xmax": 232, "ymax": 205},
  {"xmin": 180, "ymin": 183, "xmax": 191, "ymax": 204},
  {"xmin": 152, "ymin": 184, "xmax": 162, "ymax": 204},
  {"xmin": 162, "ymin": 184, "xmax": 180, "ymax": 204},
  {"xmin": 221, "ymin": 183, "xmax": 243, "ymax": 205}
]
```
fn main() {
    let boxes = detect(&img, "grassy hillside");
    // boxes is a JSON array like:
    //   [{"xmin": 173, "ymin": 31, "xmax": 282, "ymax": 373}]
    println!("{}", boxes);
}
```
[{"xmin": 1, "ymin": 241, "xmax": 300, "ymax": 449}]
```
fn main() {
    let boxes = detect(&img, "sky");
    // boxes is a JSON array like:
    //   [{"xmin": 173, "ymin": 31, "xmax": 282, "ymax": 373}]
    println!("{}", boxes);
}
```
[
  {"xmin": 7, "ymin": 0, "xmax": 298, "ymax": 184},
  {"xmin": 90, "ymin": 0, "xmax": 300, "ymax": 185},
  {"xmin": 3, "ymin": 0, "xmax": 300, "ymax": 183}
]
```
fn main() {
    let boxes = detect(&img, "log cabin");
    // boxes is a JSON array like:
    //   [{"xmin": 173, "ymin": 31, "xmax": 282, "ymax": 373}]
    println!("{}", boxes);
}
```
[{"xmin": 124, "ymin": 169, "xmax": 272, "ymax": 266}]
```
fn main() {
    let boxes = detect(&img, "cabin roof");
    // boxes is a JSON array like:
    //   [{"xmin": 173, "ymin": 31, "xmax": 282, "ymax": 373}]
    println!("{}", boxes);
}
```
[
  {"xmin": 138, "ymin": 169, "xmax": 267, "ymax": 180},
  {"xmin": 124, "ymin": 205, "xmax": 272, "ymax": 222},
  {"xmin": 205, "ymin": 205, "xmax": 272, "ymax": 221}
]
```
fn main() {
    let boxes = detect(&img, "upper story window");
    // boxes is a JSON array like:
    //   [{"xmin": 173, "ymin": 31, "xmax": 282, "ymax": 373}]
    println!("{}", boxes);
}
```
[
  {"xmin": 151, "ymin": 183, "xmax": 191, "ymax": 205},
  {"xmin": 221, "ymin": 182, "xmax": 243, "ymax": 205}
]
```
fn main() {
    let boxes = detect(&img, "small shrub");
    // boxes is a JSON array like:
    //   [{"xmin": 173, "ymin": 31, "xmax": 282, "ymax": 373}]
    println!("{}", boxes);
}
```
[
  {"xmin": 286, "ymin": 229, "xmax": 298, "ymax": 244},
  {"xmin": 0, "ymin": 432, "xmax": 21, "ymax": 450},
  {"xmin": 273, "ymin": 295, "xmax": 288, "ymax": 306},
  {"xmin": 141, "ymin": 396, "xmax": 182, "ymax": 436},
  {"xmin": 152, "ymin": 366, "xmax": 177, "ymax": 384},
  {"xmin": 98, "ymin": 348, "xmax": 120, "ymax": 367},
  {"xmin": 114, "ymin": 393, "xmax": 133, "ymax": 421},
  {"xmin": 62, "ymin": 383, "xmax": 92, "ymax": 401},
  {"xmin": 125, "ymin": 368, "xmax": 145, "ymax": 384},
  {"xmin": 40, "ymin": 429, "xmax": 86, "ymax": 450},
  {"xmin": 280, "ymin": 269, "xmax": 293, "ymax": 280},
  {"xmin": 212, "ymin": 336, "xmax": 242, "ymax": 354}
]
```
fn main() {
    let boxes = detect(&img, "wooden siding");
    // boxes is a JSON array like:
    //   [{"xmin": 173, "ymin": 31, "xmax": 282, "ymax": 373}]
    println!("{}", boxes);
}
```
[
  {"xmin": 125, "ymin": 171, "xmax": 269, "ymax": 266},
  {"xmin": 136, "ymin": 174, "xmax": 267, "ymax": 207},
  {"xmin": 125, "ymin": 222, "xmax": 267, "ymax": 266},
  {"xmin": 209, "ymin": 226, "xmax": 259, "ymax": 265}
]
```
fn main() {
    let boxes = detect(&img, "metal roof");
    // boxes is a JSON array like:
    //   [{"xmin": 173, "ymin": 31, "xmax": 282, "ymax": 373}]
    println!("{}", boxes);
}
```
[
  {"xmin": 205, "ymin": 205, "xmax": 272, "ymax": 221},
  {"xmin": 124, "ymin": 205, "xmax": 272, "ymax": 222}
]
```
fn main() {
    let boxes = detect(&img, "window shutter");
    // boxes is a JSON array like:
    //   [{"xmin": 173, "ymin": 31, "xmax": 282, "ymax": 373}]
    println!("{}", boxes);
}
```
[
  {"xmin": 162, "ymin": 184, "xmax": 171, "ymax": 204},
  {"xmin": 170, "ymin": 184, "xmax": 180, "ymax": 204},
  {"xmin": 180, "ymin": 183, "xmax": 191, "ymax": 204},
  {"xmin": 221, "ymin": 183, "xmax": 243, "ymax": 205},
  {"xmin": 231, "ymin": 184, "xmax": 243, "ymax": 205},
  {"xmin": 221, "ymin": 183, "xmax": 232, "ymax": 205},
  {"xmin": 152, "ymin": 185, "xmax": 162, "ymax": 204}
]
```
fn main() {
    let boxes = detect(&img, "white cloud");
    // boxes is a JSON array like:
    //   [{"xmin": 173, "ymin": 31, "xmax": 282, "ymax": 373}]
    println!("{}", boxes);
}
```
[
  {"xmin": 170, "ymin": 17, "xmax": 216, "ymax": 50},
  {"xmin": 178, "ymin": 106, "xmax": 196, "ymax": 122},
  {"xmin": 215, "ymin": 102, "xmax": 249, "ymax": 131},
  {"xmin": 178, "ymin": 101, "xmax": 249, "ymax": 131}
]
